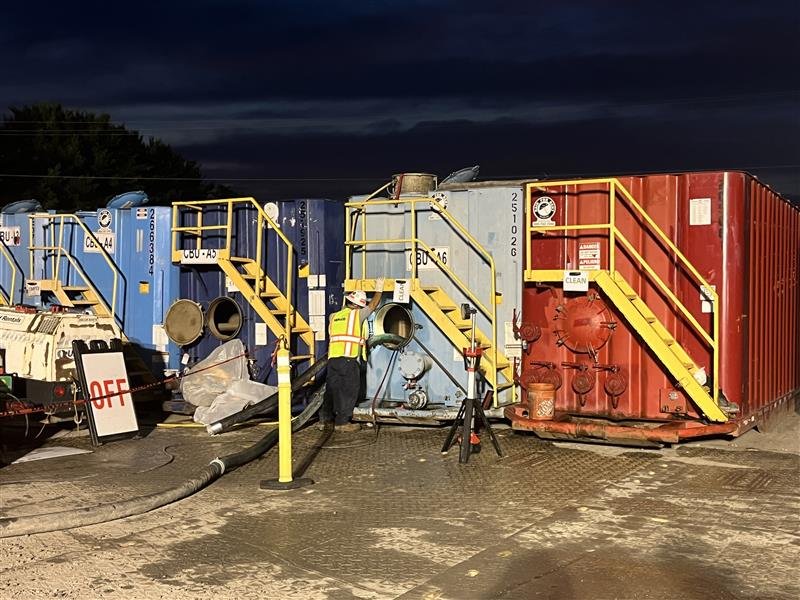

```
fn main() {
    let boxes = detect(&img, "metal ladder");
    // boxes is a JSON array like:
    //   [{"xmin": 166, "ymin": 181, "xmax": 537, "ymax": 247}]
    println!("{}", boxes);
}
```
[{"xmin": 170, "ymin": 197, "xmax": 316, "ymax": 366}]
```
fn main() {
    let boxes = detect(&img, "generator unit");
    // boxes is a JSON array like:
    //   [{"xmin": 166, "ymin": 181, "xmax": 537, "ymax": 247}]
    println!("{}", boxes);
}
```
[{"xmin": 0, "ymin": 305, "xmax": 125, "ymax": 415}]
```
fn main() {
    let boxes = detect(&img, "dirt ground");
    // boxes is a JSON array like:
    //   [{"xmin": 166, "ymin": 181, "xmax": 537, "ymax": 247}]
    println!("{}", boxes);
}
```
[{"xmin": 1, "ymin": 412, "xmax": 798, "ymax": 600}]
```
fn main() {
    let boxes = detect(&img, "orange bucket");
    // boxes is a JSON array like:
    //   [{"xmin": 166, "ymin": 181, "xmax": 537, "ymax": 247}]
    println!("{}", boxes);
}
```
[{"xmin": 527, "ymin": 383, "xmax": 555, "ymax": 420}]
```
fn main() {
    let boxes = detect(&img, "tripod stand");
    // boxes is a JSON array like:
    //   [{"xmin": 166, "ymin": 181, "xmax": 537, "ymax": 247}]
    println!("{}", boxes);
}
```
[{"xmin": 440, "ymin": 304, "xmax": 503, "ymax": 464}]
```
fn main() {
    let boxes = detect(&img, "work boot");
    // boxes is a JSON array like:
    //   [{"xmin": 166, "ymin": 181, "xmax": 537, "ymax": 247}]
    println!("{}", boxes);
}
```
[
  {"xmin": 316, "ymin": 421, "xmax": 333, "ymax": 431},
  {"xmin": 334, "ymin": 422, "xmax": 361, "ymax": 433}
]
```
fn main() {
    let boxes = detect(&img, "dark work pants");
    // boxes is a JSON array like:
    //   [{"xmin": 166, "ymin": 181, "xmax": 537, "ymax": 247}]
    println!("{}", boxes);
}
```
[{"xmin": 321, "ymin": 357, "xmax": 361, "ymax": 425}]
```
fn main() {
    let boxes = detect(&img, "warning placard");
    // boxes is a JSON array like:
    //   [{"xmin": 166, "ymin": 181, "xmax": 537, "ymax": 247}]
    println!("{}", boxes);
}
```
[
  {"xmin": 81, "ymin": 351, "xmax": 138, "ymax": 439},
  {"xmin": 578, "ymin": 242, "xmax": 601, "ymax": 270}
]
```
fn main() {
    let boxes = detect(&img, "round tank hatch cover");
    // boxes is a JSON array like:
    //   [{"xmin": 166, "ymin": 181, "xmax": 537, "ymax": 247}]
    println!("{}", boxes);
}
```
[
  {"xmin": 164, "ymin": 299, "xmax": 204, "ymax": 346},
  {"xmin": 398, "ymin": 350, "xmax": 427, "ymax": 380},
  {"xmin": 553, "ymin": 294, "xmax": 614, "ymax": 355},
  {"xmin": 264, "ymin": 202, "xmax": 279, "ymax": 224}
]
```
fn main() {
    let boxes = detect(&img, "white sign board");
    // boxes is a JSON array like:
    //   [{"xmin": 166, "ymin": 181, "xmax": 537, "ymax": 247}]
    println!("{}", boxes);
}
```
[
  {"xmin": 406, "ymin": 246, "xmax": 449, "ymax": 272},
  {"xmin": 689, "ymin": 197, "xmax": 712, "ymax": 226},
  {"xmin": 25, "ymin": 279, "xmax": 41, "ymax": 296},
  {"xmin": 180, "ymin": 248, "xmax": 219, "ymax": 264},
  {"xmin": 563, "ymin": 271, "xmax": 589, "ymax": 292},
  {"xmin": 81, "ymin": 351, "xmax": 138, "ymax": 438},
  {"xmin": 393, "ymin": 279, "xmax": 410, "ymax": 304},
  {"xmin": 84, "ymin": 231, "xmax": 116, "ymax": 254},
  {"xmin": 578, "ymin": 242, "xmax": 601, "ymax": 270},
  {"xmin": 0, "ymin": 226, "xmax": 21, "ymax": 246}
]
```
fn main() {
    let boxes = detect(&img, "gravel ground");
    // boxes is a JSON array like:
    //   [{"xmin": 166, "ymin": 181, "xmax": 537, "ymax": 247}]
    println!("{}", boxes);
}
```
[{"xmin": 1, "ymin": 412, "xmax": 798, "ymax": 600}]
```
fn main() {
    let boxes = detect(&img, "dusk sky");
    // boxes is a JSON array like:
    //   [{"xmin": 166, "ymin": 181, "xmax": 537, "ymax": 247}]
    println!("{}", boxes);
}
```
[{"xmin": 2, "ymin": 0, "xmax": 798, "ymax": 200}]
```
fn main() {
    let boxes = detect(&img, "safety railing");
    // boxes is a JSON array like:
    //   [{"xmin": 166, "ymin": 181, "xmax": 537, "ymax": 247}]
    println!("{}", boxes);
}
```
[
  {"xmin": 170, "ymin": 197, "xmax": 296, "ymax": 342},
  {"xmin": 28, "ymin": 214, "xmax": 119, "ymax": 322},
  {"xmin": 344, "ymin": 195, "xmax": 500, "ymax": 394},
  {"xmin": 0, "ymin": 241, "xmax": 17, "ymax": 305},
  {"xmin": 524, "ymin": 177, "xmax": 719, "ymax": 406}
]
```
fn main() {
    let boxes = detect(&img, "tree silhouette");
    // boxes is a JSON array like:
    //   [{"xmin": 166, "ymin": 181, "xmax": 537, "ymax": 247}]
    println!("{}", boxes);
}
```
[{"xmin": 0, "ymin": 103, "xmax": 232, "ymax": 210}]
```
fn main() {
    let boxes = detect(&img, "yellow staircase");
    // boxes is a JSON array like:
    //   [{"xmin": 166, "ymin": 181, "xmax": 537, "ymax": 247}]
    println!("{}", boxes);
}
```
[
  {"xmin": 171, "ymin": 198, "xmax": 315, "ymax": 366},
  {"xmin": 219, "ymin": 257, "xmax": 316, "ymax": 364},
  {"xmin": 595, "ymin": 271, "xmax": 725, "ymax": 421},
  {"xmin": 26, "ymin": 214, "xmax": 157, "ymax": 387},
  {"xmin": 524, "ymin": 178, "xmax": 727, "ymax": 423},
  {"xmin": 412, "ymin": 285, "xmax": 514, "ymax": 391},
  {"xmin": 28, "ymin": 214, "xmax": 117, "ymax": 319},
  {"xmin": 345, "ymin": 187, "xmax": 515, "ymax": 405}
]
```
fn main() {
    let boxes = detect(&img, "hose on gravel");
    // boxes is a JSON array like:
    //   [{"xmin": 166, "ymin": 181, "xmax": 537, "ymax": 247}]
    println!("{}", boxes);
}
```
[{"xmin": 0, "ymin": 384, "xmax": 326, "ymax": 538}]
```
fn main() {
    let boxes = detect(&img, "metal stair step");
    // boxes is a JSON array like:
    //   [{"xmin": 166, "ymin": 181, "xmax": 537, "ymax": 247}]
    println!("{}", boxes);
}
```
[
  {"xmin": 62, "ymin": 286, "xmax": 90, "ymax": 292},
  {"xmin": 69, "ymin": 300, "xmax": 98, "ymax": 306},
  {"xmin": 228, "ymin": 257, "xmax": 253, "ymax": 263},
  {"xmin": 291, "ymin": 354, "xmax": 313, "ymax": 362}
]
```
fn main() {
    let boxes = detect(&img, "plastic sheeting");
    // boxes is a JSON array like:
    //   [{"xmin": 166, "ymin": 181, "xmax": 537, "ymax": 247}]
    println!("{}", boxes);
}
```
[
  {"xmin": 193, "ymin": 378, "xmax": 277, "ymax": 425},
  {"xmin": 180, "ymin": 339, "xmax": 247, "ymax": 408},
  {"xmin": 180, "ymin": 339, "xmax": 277, "ymax": 426}
]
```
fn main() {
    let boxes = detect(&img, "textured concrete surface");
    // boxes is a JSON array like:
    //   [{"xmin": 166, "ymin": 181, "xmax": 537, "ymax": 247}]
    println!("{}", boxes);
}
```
[{"xmin": 1, "ymin": 414, "xmax": 798, "ymax": 600}]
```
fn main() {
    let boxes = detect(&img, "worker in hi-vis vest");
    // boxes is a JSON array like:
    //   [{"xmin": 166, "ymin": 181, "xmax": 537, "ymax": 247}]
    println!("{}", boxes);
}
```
[{"xmin": 319, "ymin": 277, "xmax": 384, "ymax": 431}]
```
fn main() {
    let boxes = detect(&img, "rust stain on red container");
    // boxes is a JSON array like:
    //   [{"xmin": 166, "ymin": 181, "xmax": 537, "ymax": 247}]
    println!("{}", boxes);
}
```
[{"xmin": 509, "ymin": 171, "xmax": 800, "ymax": 444}]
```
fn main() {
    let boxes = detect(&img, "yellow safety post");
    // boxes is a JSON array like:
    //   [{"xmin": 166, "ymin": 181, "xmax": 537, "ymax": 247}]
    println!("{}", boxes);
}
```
[{"xmin": 260, "ymin": 341, "xmax": 314, "ymax": 490}]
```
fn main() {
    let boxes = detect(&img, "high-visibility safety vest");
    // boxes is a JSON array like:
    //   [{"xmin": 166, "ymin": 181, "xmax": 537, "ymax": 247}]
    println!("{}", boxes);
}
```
[{"xmin": 329, "ymin": 307, "xmax": 365, "ymax": 359}]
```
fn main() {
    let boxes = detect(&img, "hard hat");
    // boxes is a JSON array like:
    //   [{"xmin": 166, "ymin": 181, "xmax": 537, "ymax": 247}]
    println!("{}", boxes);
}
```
[{"xmin": 345, "ymin": 290, "xmax": 368, "ymax": 307}]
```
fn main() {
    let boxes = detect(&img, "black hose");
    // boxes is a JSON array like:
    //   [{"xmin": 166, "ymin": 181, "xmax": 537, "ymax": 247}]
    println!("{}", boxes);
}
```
[
  {"xmin": 0, "ymin": 384, "xmax": 326, "ymax": 538},
  {"xmin": 207, "ymin": 355, "xmax": 328, "ymax": 435}
]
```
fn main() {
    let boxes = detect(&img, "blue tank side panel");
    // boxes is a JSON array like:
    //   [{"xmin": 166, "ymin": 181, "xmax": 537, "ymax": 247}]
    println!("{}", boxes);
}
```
[
  {"xmin": 118, "ymin": 207, "xmax": 181, "ymax": 373},
  {"xmin": 0, "ymin": 213, "xmax": 40, "ymax": 305}
]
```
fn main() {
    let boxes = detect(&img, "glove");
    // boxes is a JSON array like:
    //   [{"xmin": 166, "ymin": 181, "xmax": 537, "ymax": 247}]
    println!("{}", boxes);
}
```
[{"xmin": 375, "ymin": 277, "xmax": 385, "ymax": 293}]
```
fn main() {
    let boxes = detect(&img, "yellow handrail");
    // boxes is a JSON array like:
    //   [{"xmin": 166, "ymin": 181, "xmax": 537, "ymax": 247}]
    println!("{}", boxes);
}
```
[
  {"xmin": 345, "ymin": 194, "xmax": 500, "ymax": 395},
  {"xmin": 171, "ymin": 197, "xmax": 296, "ymax": 345},
  {"xmin": 28, "ymin": 214, "xmax": 119, "ymax": 322},
  {"xmin": 0, "ymin": 240, "xmax": 17, "ymax": 305},
  {"xmin": 525, "ymin": 177, "xmax": 719, "ymax": 406}
]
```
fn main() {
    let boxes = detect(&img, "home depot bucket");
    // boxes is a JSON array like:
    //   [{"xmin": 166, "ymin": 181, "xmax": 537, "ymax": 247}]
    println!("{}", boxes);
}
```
[{"xmin": 527, "ymin": 383, "xmax": 555, "ymax": 420}]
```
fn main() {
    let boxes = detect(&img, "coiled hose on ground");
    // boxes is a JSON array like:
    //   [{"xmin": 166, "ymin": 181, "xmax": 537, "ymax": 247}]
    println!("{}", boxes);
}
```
[{"xmin": 0, "ymin": 384, "xmax": 326, "ymax": 538}]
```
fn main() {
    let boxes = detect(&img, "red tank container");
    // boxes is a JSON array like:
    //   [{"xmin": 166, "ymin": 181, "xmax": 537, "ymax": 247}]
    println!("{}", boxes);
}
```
[{"xmin": 507, "ymin": 171, "xmax": 800, "ymax": 445}]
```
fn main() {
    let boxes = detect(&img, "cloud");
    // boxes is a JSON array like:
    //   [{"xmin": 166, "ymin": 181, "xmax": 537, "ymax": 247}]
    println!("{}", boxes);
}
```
[{"xmin": 1, "ymin": 0, "xmax": 797, "ymax": 198}]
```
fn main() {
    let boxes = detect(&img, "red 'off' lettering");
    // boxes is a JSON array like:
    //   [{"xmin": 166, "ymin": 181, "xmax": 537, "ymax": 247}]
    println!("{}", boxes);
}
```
[{"xmin": 89, "ymin": 378, "xmax": 130, "ymax": 409}]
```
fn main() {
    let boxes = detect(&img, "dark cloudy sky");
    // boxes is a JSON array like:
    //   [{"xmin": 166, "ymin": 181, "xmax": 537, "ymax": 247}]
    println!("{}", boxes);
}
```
[{"xmin": 2, "ymin": 0, "xmax": 799, "ymax": 200}]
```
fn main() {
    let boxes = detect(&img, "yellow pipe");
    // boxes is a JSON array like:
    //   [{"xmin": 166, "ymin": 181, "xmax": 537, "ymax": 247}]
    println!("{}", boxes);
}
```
[
  {"xmin": 525, "ymin": 185, "xmax": 532, "ymax": 275},
  {"xmin": 361, "ymin": 202, "xmax": 367, "ymax": 279},
  {"xmin": 615, "ymin": 182, "xmax": 718, "ymax": 303},
  {"xmin": 344, "ymin": 238, "xmax": 416, "ymax": 245},
  {"xmin": 527, "ymin": 177, "xmax": 618, "ymax": 189},
  {"xmin": 411, "ymin": 197, "xmax": 417, "ymax": 281},
  {"xmin": 171, "ymin": 225, "xmax": 228, "ymax": 232},
  {"xmin": 276, "ymin": 346, "xmax": 293, "ymax": 483},
  {"xmin": 171, "ymin": 204, "xmax": 178, "ymax": 258},
  {"xmin": 255, "ymin": 210, "xmax": 263, "ymax": 297},
  {"xmin": 345, "ymin": 206, "xmax": 351, "ymax": 279},
  {"xmin": 196, "ymin": 208, "xmax": 203, "ymax": 252},
  {"xmin": 608, "ymin": 180, "xmax": 616, "ymax": 273},
  {"xmin": 530, "ymin": 224, "xmax": 611, "ymax": 232},
  {"xmin": 614, "ymin": 230, "xmax": 713, "ymax": 345}
]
